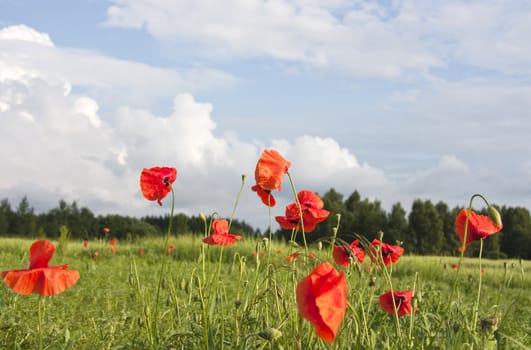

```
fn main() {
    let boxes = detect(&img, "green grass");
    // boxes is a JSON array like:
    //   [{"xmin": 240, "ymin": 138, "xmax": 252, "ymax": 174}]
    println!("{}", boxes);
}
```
[{"xmin": 0, "ymin": 236, "xmax": 529, "ymax": 349}]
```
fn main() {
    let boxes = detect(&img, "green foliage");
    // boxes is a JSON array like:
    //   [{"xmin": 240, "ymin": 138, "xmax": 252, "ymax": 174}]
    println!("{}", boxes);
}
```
[
  {"xmin": 1, "ymin": 193, "xmax": 531, "ymax": 258},
  {"xmin": 58, "ymin": 225, "xmax": 70, "ymax": 256},
  {"xmin": 0, "ymin": 237, "xmax": 529, "ymax": 349}
]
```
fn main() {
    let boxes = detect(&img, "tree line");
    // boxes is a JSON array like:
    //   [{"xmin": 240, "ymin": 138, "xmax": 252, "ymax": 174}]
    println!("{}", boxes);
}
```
[{"xmin": 0, "ymin": 191, "xmax": 530, "ymax": 259}]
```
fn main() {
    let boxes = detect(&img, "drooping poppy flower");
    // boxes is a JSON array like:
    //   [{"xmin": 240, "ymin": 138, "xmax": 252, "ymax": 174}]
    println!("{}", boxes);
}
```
[
  {"xmin": 369, "ymin": 239, "xmax": 404, "ymax": 266},
  {"xmin": 454, "ymin": 209, "xmax": 503, "ymax": 251},
  {"xmin": 251, "ymin": 185, "xmax": 277, "ymax": 207},
  {"xmin": 1, "ymin": 240, "xmax": 80, "ymax": 296},
  {"xmin": 296, "ymin": 262, "xmax": 347, "ymax": 342},
  {"xmin": 254, "ymin": 149, "xmax": 291, "ymax": 192},
  {"xmin": 379, "ymin": 290, "xmax": 415, "ymax": 317},
  {"xmin": 252, "ymin": 150, "xmax": 290, "ymax": 207},
  {"xmin": 275, "ymin": 190, "xmax": 330, "ymax": 232},
  {"xmin": 333, "ymin": 240, "xmax": 365, "ymax": 267},
  {"xmin": 203, "ymin": 219, "xmax": 242, "ymax": 246},
  {"xmin": 103, "ymin": 227, "xmax": 110, "ymax": 234},
  {"xmin": 140, "ymin": 166, "xmax": 177, "ymax": 206}
]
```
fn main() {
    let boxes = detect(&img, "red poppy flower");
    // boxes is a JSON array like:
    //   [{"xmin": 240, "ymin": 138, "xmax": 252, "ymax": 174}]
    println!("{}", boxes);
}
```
[
  {"xmin": 140, "ymin": 166, "xmax": 177, "ymax": 206},
  {"xmin": 254, "ymin": 149, "xmax": 291, "ymax": 192},
  {"xmin": 333, "ymin": 240, "xmax": 365, "ymax": 267},
  {"xmin": 103, "ymin": 227, "xmax": 110, "ymax": 234},
  {"xmin": 110, "ymin": 239, "xmax": 117, "ymax": 246},
  {"xmin": 296, "ymin": 262, "xmax": 348, "ymax": 342},
  {"xmin": 139, "ymin": 249, "xmax": 145, "ymax": 256},
  {"xmin": 454, "ymin": 209, "xmax": 503, "ymax": 251},
  {"xmin": 83, "ymin": 239, "xmax": 89, "ymax": 249},
  {"xmin": 379, "ymin": 290, "xmax": 415, "ymax": 317},
  {"xmin": 1, "ymin": 240, "xmax": 80, "ymax": 296},
  {"xmin": 451, "ymin": 263, "xmax": 458, "ymax": 270},
  {"xmin": 275, "ymin": 191, "xmax": 330, "ymax": 232},
  {"xmin": 203, "ymin": 219, "xmax": 242, "ymax": 246},
  {"xmin": 94, "ymin": 251, "xmax": 99, "ymax": 258},
  {"xmin": 369, "ymin": 239, "xmax": 404, "ymax": 266},
  {"xmin": 251, "ymin": 185, "xmax": 277, "ymax": 207},
  {"xmin": 110, "ymin": 246, "xmax": 116, "ymax": 253}
]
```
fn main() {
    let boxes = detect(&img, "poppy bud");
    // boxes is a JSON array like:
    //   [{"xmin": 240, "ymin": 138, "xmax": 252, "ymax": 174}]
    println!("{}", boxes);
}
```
[
  {"xmin": 317, "ymin": 241, "xmax": 323, "ymax": 251},
  {"xmin": 199, "ymin": 212, "xmax": 207, "ymax": 223},
  {"xmin": 488, "ymin": 206, "xmax": 502, "ymax": 227},
  {"xmin": 258, "ymin": 327, "xmax": 282, "ymax": 341}
]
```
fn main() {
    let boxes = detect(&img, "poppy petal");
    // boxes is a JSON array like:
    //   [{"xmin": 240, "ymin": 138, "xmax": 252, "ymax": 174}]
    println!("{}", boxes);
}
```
[{"xmin": 29, "ymin": 240, "xmax": 54, "ymax": 269}]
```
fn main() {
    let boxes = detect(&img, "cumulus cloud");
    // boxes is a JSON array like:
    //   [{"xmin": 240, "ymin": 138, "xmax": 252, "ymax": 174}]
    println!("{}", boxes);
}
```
[
  {"xmin": 0, "ymin": 24, "xmax": 235, "ymax": 110},
  {"xmin": 2, "ymin": 23, "xmax": 530, "ymax": 231}
]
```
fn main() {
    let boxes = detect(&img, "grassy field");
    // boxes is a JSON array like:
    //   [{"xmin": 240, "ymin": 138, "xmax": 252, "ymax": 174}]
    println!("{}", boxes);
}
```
[{"xmin": 0, "ymin": 235, "xmax": 529, "ymax": 349}]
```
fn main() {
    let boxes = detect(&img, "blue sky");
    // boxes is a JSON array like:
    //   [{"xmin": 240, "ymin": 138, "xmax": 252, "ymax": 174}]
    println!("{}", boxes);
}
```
[{"xmin": 1, "ymin": 0, "xmax": 530, "ymax": 230}]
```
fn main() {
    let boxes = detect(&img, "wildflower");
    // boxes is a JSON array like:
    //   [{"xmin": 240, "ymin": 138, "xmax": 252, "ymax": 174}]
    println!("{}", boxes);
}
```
[
  {"xmin": 286, "ymin": 252, "xmax": 301, "ymax": 262},
  {"xmin": 1, "ymin": 240, "xmax": 80, "ymax": 296},
  {"xmin": 451, "ymin": 263, "xmax": 458, "ymax": 270},
  {"xmin": 83, "ymin": 239, "xmax": 89, "ymax": 249},
  {"xmin": 140, "ymin": 166, "xmax": 177, "ymax": 206},
  {"xmin": 110, "ymin": 246, "xmax": 116, "ymax": 253},
  {"xmin": 139, "ymin": 249, "xmax": 145, "ymax": 256},
  {"xmin": 93, "ymin": 251, "xmax": 99, "ymax": 258},
  {"xmin": 110, "ymin": 239, "xmax": 117, "ymax": 246},
  {"xmin": 369, "ymin": 239, "xmax": 404, "ymax": 266},
  {"xmin": 296, "ymin": 262, "xmax": 347, "ymax": 342},
  {"xmin": 251, "ymin": 185, "xmax": 276, "ymax": 207},
  {"xmin": 454, "ymin": 209, "xmax": 503, "ymax": 251},
  {"xmin": 333, "ymin": 240, "xmax": 365, "ymax": 267},
  {"xmin": 203, "ymin": 219, "xmax": 242, "ymax": 246},
  {"xmin": 103, "ymin": 227, "xmax": 110, "ymax": 234},
  {"xmin": 379, "ymin": 290, "xmax": 415, "ymax": 317},
  {"xmin": 275, "ymin": 191, "xmax": 329, "ymax": 232},
  {"xmin": 252, "ymin": 150, "xmax": 290, "ymax": 207}
]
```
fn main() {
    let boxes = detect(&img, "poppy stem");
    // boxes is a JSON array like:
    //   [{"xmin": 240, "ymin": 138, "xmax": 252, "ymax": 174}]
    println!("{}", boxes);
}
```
[
  {"xmin": 153, "ymin": 185, "xmax": 175, "ymax": 345},
  {"xmin": 378, "ymin": 233, "xmax": 402, "ymax": 341},
  {"xmin": 38, "ymin": 295, "xmax": 44, "ymax": 350},
  {"xmin": 286, "ymin": 172, "xmax": 310, "ymax": 265},
  {"xmin": 228, "ymin": 175, "xmax": 246, "ymax": 231},
  {"xmin": 473, "ymin": 238, "xmax": 484, "ymax": 331}
]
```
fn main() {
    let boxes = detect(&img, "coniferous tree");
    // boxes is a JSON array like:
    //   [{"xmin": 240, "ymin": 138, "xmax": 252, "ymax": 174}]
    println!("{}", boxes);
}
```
[
  {"xmin": 0, "ymin": 199, "xmax": 12, "ymax": 235},
  {"xmin": 11, "ymin": 196, "xmax": 37, "ymax": 237},
  {"xmin": 408, "ymin": 199, "xmax": 443, "ymax": 254},
  {"xmin": 386, "ymin": 202, "xmax": 408, "ymax": 245}
]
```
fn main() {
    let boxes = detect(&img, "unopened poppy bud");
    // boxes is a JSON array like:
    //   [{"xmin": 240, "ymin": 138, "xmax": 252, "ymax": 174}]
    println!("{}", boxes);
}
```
[
  {"xmin": 317, "ymin": 241, "xmax": 323, "ymax": 251},
  {"xmin": 289, "ymin": 240, "xmax": 300, "ymax": 247},
  {"xmin": 258, "ymin": 327, "xmax": 282, "ymax": 341},
  {"xmin": 199, "ymin": 212, "xmax": 207, "ymax": 222},
  {"xmin": 369, "ymin": 276, "xmax": 376, "ymax": 287},
  {"xmin": 488, "ymin": 206, "xmax": 502, "ymax": 227}
]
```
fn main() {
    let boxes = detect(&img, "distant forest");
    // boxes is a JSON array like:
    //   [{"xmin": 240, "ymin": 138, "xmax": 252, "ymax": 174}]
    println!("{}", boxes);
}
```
[{"xmin": 1, "ymin": 189, "xmax": 530, "ymax": 259}]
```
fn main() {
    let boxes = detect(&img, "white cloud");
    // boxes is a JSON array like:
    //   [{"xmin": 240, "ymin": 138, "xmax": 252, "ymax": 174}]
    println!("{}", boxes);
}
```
[
  {"xmin": 0, "ymin": 24, "xmax": 235, "ymax": 110},
  {"xmin": 104, "ymin": 0, "xmax": 443, "ymax": 78},
  {"xmin": 0, "ymin": 24, "xmax": 54, "ymax": 47},
  {"xmin": 103, "ymin": 1, "xmax": 531, "ymax": 80}
]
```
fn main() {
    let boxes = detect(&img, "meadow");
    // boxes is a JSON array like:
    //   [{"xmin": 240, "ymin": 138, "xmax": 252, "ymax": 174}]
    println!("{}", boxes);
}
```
[{"xmin": 0, "ymin": 235, "xmax": 529, "ymax": 349}]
